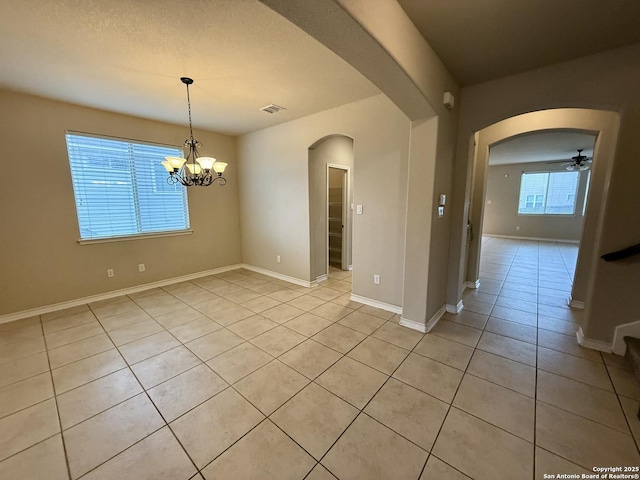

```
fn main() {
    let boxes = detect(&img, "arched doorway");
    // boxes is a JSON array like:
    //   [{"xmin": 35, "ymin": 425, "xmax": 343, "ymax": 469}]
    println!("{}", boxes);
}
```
[
  {"xmin": 308, "ymin": 135, "xmax": 354, "ymax": 283},
  {"xmin": 454, "ymin": 108, "xmax": 620, "ymax": 346}
]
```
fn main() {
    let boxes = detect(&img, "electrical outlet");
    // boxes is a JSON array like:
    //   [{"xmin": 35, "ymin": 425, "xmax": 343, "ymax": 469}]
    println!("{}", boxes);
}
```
[
  {"xmin": 107, "ymin": 269, "xmax": 114, "ymax": 278},
  {"xmin": 516, "ymin": 226, "xmax": 521, "ymax": 231},
  {"xmin": 138, "ymin": 263, "xmax": 145, "ymax": 272},
  {"xmin": 373, "ymin": 274, "xmax": 380, "ymax": 285},
  {"xmin": 356, "ymin": 204, "xmax": 363, "ymax": 215},
  {"xmin": 276, "ymin": 255, "xmax": 281, "ymax": 263}
]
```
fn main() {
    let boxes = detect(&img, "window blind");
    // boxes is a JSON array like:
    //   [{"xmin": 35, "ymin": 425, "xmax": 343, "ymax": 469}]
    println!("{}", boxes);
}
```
[{"xmin": 65, "ymin": 133, "xmax": 189, "ymax": 240}]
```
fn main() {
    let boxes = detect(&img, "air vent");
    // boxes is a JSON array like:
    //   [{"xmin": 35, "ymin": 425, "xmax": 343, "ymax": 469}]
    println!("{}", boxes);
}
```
[{"xmin": 260, "ymin": 104, "xmax": 286, "ymax": 114}]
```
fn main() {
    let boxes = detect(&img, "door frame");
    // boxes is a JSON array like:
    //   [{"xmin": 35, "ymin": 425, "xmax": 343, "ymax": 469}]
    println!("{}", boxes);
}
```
[{"xmin": 326, "ymin": 163, "xmax": 350, "ymax": 273}]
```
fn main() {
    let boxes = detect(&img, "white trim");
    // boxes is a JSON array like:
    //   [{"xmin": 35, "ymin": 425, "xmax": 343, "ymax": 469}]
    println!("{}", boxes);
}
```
[
  {"xmin": 464, "ymin": 280, "xmax": 480, "ymax": 290},
  {"xmin": 399, "ymin": 318, "xmax": 428, "ymax": 333},
  {"xmin": 315, "ymin": 274, "xmax": 328, "ymax": 284},
  {"xmin": 400, "ymin": 305, "xmax": 446, "ymax": 334},
  {"xmin": 483, "ymin": 234, "xmax": 580, "ymax": 244},
  {"xmin": 612, "ymin": 320, "xmax": 640, "ymax": 355},
  {"xmin": 0, "ymin": 264, "xmax": 243, "ymax": 325},
  {"xmin": 445, "ymin": 301, "xmax": 464, "ymax": 314},
  {"xmin": 241, "ymin": 264, "xmax": 314, "ymax": 288},
  {"xmin": 567, "ymin": 296, "xmax": 585, "ymax": 310},
  {"xmin": 576, "ymin": 327, "xmax": 612, "ymax": 353},
  {"xmin": 350, "ymin": 294, "xmax": 402, "ymax": 314},
  {"xmin": 78, "ymin": 229, "xmax": 193, "ymax": 245},
  {"xmin": 426, "ymin": 305, "xmax": 446, "ymax": 332}
]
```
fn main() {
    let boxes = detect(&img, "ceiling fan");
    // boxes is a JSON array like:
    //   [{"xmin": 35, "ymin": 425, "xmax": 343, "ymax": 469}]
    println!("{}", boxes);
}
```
[{"xmin": 547, "ymin": 149, "xmax": 592, "ymax": 171}]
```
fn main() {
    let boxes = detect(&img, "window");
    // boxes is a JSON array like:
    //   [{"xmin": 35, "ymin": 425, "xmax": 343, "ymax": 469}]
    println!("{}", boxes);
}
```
[
  {"xmin": 65, "ymin": 132, "xmax": 190, "ymax": 240},
  {"xmin": 518, "ymin": 171, "xmax": 579, "ymax": 215}
]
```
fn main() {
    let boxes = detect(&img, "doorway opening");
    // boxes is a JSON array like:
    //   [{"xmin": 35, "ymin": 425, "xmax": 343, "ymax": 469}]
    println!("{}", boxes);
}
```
[
  {"xmin": 479, "ymin": 130, "xmax": 595, "ymax": 281},
  {"xmin": 308, "ymin": 135, "xmax": 354, "ymax": 284},
  {"xmin": 453, "ymin": 108, "xmax": 620, "ymax": 334},
  {"xmin": 328, "ymin": 166, "xmax": 348, "ymax": 270}
]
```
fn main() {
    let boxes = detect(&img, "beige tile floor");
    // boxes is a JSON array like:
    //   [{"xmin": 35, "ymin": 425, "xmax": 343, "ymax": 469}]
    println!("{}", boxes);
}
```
[{"xmin": 1, "ymin": 238, "xmax": 640, "ymax": 479}]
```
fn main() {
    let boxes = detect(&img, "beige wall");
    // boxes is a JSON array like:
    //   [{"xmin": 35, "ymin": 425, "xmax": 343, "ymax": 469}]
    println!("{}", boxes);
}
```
[
  {"xmin": 309, "ymin": 136, "xmax": 354, "ymax": 280},
  {"xmin": 0, "ymin": 90, "xmax": 241, "ymax": 316},
  {"xmin": 483, "ymin": 162, "xmax": 589, "ymax": 241},
  {"xmin": 260, "ymin": 0, "xmax": 460, "ymax": 324},
  {"xmin": 449, "ymin": 43, "xmax": 640, "ymax": 342},
  {"xmin": 238, "ymin": 94, "xmax": 410, "ymax": 307}
]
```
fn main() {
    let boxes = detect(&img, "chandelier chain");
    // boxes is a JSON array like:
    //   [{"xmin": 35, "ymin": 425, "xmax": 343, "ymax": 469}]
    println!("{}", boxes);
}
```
[{"xmin": 185, "ymin": 82, "xmax": 195, "ymax": 143}]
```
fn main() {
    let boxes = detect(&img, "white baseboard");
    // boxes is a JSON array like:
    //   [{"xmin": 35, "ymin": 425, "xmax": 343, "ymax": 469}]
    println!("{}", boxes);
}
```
[
  {"xmin": 316, "ymin": 274, "xmax": 328, "ymax": 284},
  {"xmin": 464, "ymin": 280, "xmax": 480, "ymax": 290},
  {"xmin": 399, "ymin": 317, "xmax": 428, "ymax": 333},
  {"xmin": 567, "ymin": 296, "xmax": 585, "ymax": 310},
  {"xmin": 350, "ymin": 294, "xmax": 402, "ymax": 315},
  {"xmin": 445, "ymin": 301, "xmax": 464, "ymax": 314},
  {"xmin": 612, "ymin": 320, "xmax": 640, "ymax": 355},
  {"xmin": 0, "ymin": 264, "xmax": 244, "ymax": 325},
  {"xmin": 400, "ymin": 305, "xmax": 446, "ymax": 334},
  {"xmin": 576, "ymin": 327, "xmax": 612, "ymax": 353},
  {"xmin": 241, "ymin": 264, "xmax": 315, "ymax": 288},
  {"xmin": 484, "ymin": 234, "xmax": 580, "ymax": 244}
]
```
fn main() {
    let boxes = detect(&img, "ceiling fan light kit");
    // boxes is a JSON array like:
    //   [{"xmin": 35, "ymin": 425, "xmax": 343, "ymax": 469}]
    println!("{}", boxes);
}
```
[
  {"xmin": 546, "ymin": 148, "xmax": 592, "ymax": 171},
  {"xmin": 162, "ymin": 77, "xmax": 228, "ymax": 187}
]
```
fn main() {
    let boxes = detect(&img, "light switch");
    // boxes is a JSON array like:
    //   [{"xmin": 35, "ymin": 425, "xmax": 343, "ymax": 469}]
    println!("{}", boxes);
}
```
[
  {"xmin": 438, "ymin": 206, "xmax": 444, "ymax": 217},
  {"xmin": 487, "ymin": 200, "xmax": 492, "ymax": 205},
  {"xmin": 439, "ymin": 194, "xmax": 446, "ymax": 206},
  {"xmin": 356, "ymin": 205, "xmax": 363, "ymax": 215}
]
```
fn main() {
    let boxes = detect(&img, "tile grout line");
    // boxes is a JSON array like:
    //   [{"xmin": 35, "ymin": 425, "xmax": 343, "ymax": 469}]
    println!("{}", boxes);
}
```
[{"xmin": 39, "ymin": 313, "xmax": 74, "ymax": 480}]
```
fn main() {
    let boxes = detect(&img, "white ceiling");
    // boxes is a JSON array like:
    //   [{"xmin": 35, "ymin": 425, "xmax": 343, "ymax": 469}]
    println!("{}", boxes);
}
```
[
  {"xmin": 2, "ymin": 1, "xmax": 639, "ymax": 135},
  {"xmin": 0, "ymin": 0, "xmax": 379, "ymax": 135},
  {"xmin": 398, "ymin": 0, "xmax": 640, "ymax": 86},
  {"xmin": 489, "ymin": 131, "xmax": 596, "ymax": 166}
]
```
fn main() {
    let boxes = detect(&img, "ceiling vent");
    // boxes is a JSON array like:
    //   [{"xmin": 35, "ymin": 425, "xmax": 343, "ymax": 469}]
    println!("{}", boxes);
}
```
[{"xmin": 260, "ymin": 104, "xmax": 286, "ymax": 114}]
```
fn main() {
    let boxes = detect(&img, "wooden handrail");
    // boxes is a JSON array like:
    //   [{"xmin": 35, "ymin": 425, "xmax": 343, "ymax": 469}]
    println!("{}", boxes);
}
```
[{"xmin": 601, "ymin": 243, "xmax": 640, "ymax": 261}]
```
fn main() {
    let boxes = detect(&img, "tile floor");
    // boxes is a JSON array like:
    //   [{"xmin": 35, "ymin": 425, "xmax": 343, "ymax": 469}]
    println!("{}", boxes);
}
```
[{"xmin": 1, "ymin": 238, "xmax": 639, "ymax": 479}]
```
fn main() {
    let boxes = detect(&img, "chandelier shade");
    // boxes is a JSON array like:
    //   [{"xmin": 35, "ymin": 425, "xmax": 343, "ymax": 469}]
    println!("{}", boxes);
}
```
[{"xmin": 162, "ymin": 77, "xmax": 227, "ymax": 187}]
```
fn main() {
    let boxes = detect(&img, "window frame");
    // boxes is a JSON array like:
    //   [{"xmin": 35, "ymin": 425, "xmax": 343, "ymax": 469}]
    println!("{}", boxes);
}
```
[
  {"xmin": 517, "ymin": 170, "xmax": 580, "ymax": 217},
  {"xmin": 65, "ymin": 131, "xmax": 192, "ymax": 244}
]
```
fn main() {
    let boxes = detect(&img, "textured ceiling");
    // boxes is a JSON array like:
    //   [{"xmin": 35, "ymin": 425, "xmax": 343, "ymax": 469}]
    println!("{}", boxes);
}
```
[
  {"xmin": 489, "ymin": 131, "xmax": 596, "ymax": 166},
  {"xmin": 398, "ymin": 0, "xmax": 640, "ymax": 86},
  {"xmin": 0, "ymin": 0, "xmax": 379, "ymax": 135}
]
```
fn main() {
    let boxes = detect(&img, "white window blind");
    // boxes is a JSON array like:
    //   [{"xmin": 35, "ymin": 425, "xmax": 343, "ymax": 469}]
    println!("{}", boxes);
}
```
[
  {"xmin": 518, "ymin": 171, "xmax": 579, "ymax": 215},
  {"xmin": 65, "ymin": 133, "xmax": 189, "ymax": 240}
]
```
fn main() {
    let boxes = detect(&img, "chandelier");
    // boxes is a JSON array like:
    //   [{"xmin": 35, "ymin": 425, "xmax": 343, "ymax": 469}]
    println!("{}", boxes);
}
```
[{"xmin": 162, "ymin": 77, "xmax": 227, "ymax": 187}]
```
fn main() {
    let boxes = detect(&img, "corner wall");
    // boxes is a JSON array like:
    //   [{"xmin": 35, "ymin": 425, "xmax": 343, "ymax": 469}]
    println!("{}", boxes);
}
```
[
  {"xmin": 238, "ymin": 94, "xmax": 410, "ymax": 307},
  {"xmin": 0, "ymin": 90, "xmax": 242, "ymax": 316}
]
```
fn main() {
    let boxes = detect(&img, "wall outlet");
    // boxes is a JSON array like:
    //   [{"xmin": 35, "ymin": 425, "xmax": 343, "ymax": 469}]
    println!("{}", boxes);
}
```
[
  {"xmin": 516, "ymin": 226, "xmax": 521, "ymax": 231},
  {"xmin": 356, "ymin": 204, "xmax": 363, "ymax": 215},
  {"xmin": 107, "ymin": 269, "xmax": 114, "ymax": 278},
  {"xmin": 276, "ymin": 255, "xmax": 281, "ymax": 263},
  {"xmin": 373, "ymin": 274, "xmax": 380, "ymax": 285},
  {"xmin": 138, "ymin": 263, "xmax": 145, "ymax": 272},
  {"xmin": 437, "ymin": 206, "xmax": 444, "ymax": 217}
]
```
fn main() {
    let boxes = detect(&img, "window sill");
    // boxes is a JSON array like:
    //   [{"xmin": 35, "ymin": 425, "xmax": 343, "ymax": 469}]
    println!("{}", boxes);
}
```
[
  {"xmin": 517, "ymin": 213, "xmax": 577, "ymax": 217},
  {"xmin": 77, "ymin": 229, "xmax": 193, "ymax": 245}
]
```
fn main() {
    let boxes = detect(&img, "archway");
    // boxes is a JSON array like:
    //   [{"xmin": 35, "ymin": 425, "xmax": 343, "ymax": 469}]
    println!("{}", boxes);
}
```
[
  {"xmin": 455, "ymin": 108, "xmax": 620, "ymax": 346},
  {"xmin": 308, "ymin": 135, "xmax": 354, "ymax": 283}
]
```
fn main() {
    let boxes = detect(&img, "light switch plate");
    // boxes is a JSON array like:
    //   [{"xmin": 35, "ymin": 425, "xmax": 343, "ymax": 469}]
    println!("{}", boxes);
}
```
[{"xmin": 439, "ymin": 194, "xmax": 446, "ymax": 206}]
